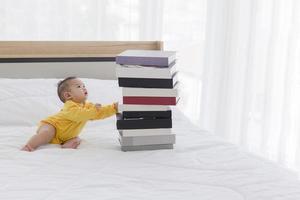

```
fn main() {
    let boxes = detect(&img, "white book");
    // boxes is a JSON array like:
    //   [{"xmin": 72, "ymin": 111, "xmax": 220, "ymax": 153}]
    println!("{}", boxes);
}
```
[
  {"xmin": 116, "ymin": 63, "xmax": 177, "ymax": 79},
  {"xmin": 122, "ymin": 82, "xmax": 179, "ymax": 97},
  {"xmin": 119, "ymin": 134, "xmax": 176, "ymax": 146},
  {"xmin": 120, "ymin": 143, "xmax": 174, "ymax": 151},
  {"xmin": 118, "ymin": 104, "xmax": 171, "ymax": 112},
  {"xmin": 119, "ymin": 129, "xmax": 172, "ymax": 137}
]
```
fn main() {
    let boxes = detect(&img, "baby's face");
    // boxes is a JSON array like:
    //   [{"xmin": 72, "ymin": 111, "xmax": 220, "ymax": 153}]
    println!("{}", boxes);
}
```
[{"xmin": 67, "ymin": 79, "xmax": 88, "ymax": 103}]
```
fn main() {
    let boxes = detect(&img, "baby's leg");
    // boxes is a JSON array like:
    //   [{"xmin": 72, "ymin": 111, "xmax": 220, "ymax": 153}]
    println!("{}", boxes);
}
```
[
  {"xmin": 21, "ymin": 123, "xmax": 55, "ymax": 152},
  {"xmin": 61, "ymin": 137, "xmax": 81, "ymax": 149}
]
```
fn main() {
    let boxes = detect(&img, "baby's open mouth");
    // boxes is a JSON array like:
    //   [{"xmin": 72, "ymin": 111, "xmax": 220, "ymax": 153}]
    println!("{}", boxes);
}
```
[{"xmin": 84, "ymin": 92, "xmax": 88, "ymax": 95}]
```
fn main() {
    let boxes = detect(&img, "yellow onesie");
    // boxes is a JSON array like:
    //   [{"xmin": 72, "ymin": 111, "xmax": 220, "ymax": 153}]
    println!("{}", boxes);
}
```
[{"xmin": 40, "ymin": 100, "xmax": 117, "ymax": 144}]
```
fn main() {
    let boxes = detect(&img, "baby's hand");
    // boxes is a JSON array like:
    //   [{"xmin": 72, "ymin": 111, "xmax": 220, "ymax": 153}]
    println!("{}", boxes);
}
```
[
  {"xmin": 95, "ymin": 103, "xmax": 102, "ymax": 111},
  {"xmin": 113, "ymin": 102, "xmax": 119, "ymax": 113}
]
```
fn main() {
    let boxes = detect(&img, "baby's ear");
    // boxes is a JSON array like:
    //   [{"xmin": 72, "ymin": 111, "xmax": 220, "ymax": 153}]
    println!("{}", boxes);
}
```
[{"xmin": 63, "ymin": 91, "xmax": 72, "ymax": 100}]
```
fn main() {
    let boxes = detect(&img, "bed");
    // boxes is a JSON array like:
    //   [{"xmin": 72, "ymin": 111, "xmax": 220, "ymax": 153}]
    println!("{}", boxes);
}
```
[{"xmin": 1, "ymin": 42, "xmax": 300, "ymax": 200}]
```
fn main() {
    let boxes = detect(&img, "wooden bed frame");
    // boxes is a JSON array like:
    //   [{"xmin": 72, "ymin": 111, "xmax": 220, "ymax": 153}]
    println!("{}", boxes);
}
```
[{"xmin": 0, "ymin": 41, "xmax": 163, "ymax": 79}]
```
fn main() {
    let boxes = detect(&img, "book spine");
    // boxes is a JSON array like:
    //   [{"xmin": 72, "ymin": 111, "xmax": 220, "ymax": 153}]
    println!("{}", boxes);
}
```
[
  {"xmin": 120, "ymin": 143, "xmax": 173, "ymax": 151},
  {"xmin": 116, "ymin": 118, "xmax": 172, "ymax": 129},
  {"xmin": 116, "ymin": 56, "xmax": 169, "ymax": 67},
  {"xmin": 118, "ymin": 77, "xmax": 174, "ymax": 88},
  {"xmin": 122, "ymin": 87, "xmax": 178, "ymax": 97},
  {"xmin": 118, "ymin": 104, "xmax": 171, "ymax": 112},
  {"xmin": 119, "ymin": 134, "xmax": 176, "ymax": 146},
  {"xmin": 119, "ymin": 129, "xmax": 172, "ymax": 137},
  {"xmin": 116, "ymin": 66, "xmax": 175, "ymax": 79},
  {"xmin": 123, "ymin": 96, "xmax": 177, "ymax": 105},
  {"xmin": 122, "ymin": 110, "xmax": 172, "ymax": 119}
]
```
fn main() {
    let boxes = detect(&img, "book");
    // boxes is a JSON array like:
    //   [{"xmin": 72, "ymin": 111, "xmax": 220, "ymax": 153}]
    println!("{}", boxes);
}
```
[
  {"xmin": 118, "ymin": 72, "xmax": 178, "ymax": 88},
  {"xmin": 122, "ymin": 88, "xmax": 178, "ymax": 97},
  {"xmin": 116, "ymin": 114, "xmax": 172, "ymax": 129},
  {"xmin": 119, "ymin": 128, "xmax": 172, "ymax": 137},
  {"xmin": 122, "ymin": 110, "xmax": 172, "ymax": 119},
  {"xmin": 119, "ymin": 142, "xmax": 174, "ymax": 151},
  {"xmin": 115, "ymin": 62, "xmax": 176, "ymax": 79},
  {"xmin": 118, "ymin": 104, "xmax": 171, "ymax": 112},
  {"xmin": 122, "ymin": 83, "xmax": 178, "ymax": 97},
  {"xmin": 116, "ymin": 50, "xmax": 176, "ymax": 67},
  {"xmin": 123, "ymin": 96, "xmax": 179, "ymax": 105},
  {"xmin": 118, "ymin": 134, "xmax": 176, "ymax": 146}
]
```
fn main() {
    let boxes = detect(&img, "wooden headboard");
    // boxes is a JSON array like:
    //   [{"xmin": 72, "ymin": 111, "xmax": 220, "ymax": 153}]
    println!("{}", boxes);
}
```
[{"xmin": 0, "ymin": 41, "xmax": 163, "ymax": 79}]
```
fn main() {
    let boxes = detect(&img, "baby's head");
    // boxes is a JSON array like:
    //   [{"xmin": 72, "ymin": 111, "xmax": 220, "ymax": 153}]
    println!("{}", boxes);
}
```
[{"xmin": 57, "ymin": 77, "xmax": 88, "ymax": 104}]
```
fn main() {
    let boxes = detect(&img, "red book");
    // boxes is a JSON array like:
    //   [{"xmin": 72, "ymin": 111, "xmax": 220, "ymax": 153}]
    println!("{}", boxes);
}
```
[{"xmin": 123, "ymin": 96, "xmax": 179, "ymax": 105}]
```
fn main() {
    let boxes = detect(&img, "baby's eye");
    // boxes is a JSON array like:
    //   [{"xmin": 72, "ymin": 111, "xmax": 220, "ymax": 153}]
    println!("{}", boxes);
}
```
[{"xmin": 77, "ymin": 85, "xmax": 81, "ymax": 88}]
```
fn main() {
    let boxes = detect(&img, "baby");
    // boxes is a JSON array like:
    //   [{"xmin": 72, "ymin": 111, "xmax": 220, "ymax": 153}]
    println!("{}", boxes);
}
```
[{"xmin": 21, "ymin": 77, "xmax": 118, "ymax": 152}]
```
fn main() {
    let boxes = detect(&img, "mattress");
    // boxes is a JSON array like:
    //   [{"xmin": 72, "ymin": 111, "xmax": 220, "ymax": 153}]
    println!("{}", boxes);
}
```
[{"xmin": 1, "ymin": 78, "xmax": 300, "ymax": 200}]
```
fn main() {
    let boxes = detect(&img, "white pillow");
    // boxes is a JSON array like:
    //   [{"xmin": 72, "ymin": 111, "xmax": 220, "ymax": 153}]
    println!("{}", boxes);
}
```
[{"xmin": 0, "ymin": 78, "xmax": 121, "ymax": 126}]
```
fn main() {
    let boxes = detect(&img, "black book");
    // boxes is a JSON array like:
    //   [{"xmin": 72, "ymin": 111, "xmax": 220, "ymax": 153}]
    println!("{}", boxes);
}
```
[
  {"xmin": 116, "ymin": 114, "xmax": 172, "ymax": 130},
  {"xmin": 118, "ymin": 72, "xmax": 178, "ymax": 88},
  {"xmin": 122, "ymin": 110, "xmax": 172, "ymax": 119}
]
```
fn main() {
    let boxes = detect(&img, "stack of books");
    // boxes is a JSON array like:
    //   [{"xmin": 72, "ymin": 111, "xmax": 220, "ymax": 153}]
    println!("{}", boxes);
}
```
[{"xmin": 116, "ymin": 50, "xmax": 179, "ymax": 151}]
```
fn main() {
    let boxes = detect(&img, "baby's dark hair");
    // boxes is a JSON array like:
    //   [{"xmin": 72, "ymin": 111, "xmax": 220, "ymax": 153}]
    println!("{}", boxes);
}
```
[{"xmin": 57, "ymin": 76, "xmax": 77, "ymax": 103}]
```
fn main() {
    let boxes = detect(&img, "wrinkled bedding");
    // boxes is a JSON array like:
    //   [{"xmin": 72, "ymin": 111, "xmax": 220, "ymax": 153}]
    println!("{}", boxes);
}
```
[{"xmin": 0, "ymin": 79, "xmax": 300, "ymax": 200}]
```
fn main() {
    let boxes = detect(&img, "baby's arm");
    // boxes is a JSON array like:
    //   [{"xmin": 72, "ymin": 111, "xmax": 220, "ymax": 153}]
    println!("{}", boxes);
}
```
[
  {"xmin": 92, "ymin": 102, "xmax": 118, "ymax": 120},
  {"xmin": 63, "ymin": 101, "xmax": 117, "ymax": 122},
  {"xmin": 63, "ymin": 101, "xmax": 102, "ymax": 122},
  {"xmin": 94, "ymin": 102, "xmax": 118, "ymax": 112}
]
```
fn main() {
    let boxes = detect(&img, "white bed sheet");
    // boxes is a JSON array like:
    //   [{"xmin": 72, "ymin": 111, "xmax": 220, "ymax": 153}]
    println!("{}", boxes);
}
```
[{"xmin": 1, "ymin": 79, "xmax": 300, "ymax": 200}]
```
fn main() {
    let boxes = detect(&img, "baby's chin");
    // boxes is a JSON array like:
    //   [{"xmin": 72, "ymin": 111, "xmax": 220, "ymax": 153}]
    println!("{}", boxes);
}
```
[
  {"xmin": 83, "ymin": 97, "xmax": 88, "ymax": 102},
  {"xmin": 82, "ymin": 97, "xmax": 88, "ymax": 102}
]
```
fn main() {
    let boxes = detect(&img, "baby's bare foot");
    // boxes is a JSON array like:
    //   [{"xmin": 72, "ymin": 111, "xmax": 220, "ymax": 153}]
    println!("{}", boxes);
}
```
[
  {"xmin": 21, "ymin": 144, "xmax": 34, "ymax": 152},
  {"xmin": 62, "ymin": 138, "xmax": 81, "ymax": 149}
]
